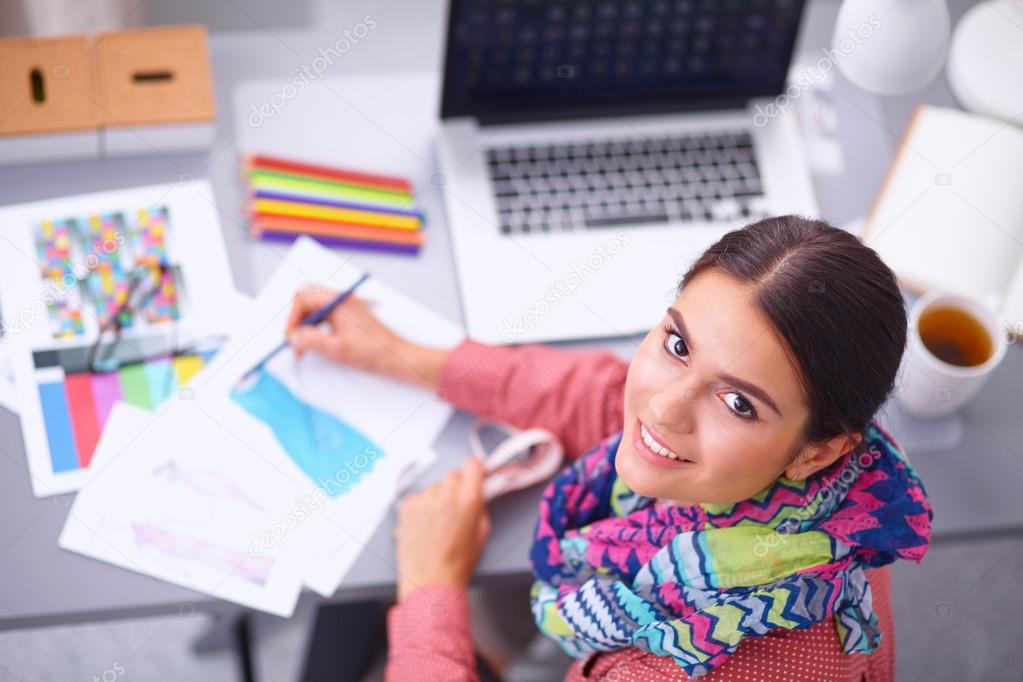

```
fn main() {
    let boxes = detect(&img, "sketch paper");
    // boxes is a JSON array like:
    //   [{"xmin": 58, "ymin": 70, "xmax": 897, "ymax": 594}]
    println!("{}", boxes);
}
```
[
  {"xmin": 186, "ymin": 237, "xmax": 464, "ymax": 595},
  {"xmin": 0, "ymin": 349, "xmax": 15, "ymax": 413},
  {"xmin": 0, "ymin": 182, "xmax": 237, "ymax": 496},
  {"xmin": 59, "ymin": 402, "xmax": 310, "ymax": 617}
]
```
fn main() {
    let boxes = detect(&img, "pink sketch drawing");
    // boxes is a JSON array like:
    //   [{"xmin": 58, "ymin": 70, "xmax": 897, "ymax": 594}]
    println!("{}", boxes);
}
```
[
  {"xmin": 132, "ymin": 523, "xmax": 272, "ymax": 585},
  {"xmin": 152, "ymin": 461, "xmax": 265, "ymax": 511}
]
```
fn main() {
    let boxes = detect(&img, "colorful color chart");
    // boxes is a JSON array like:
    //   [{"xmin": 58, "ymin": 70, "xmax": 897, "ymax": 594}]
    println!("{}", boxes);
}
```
[
  {"xmin": 33, "ymin": 206, "xmax": 180, "ymax": 340},
  {"xmin": 35, "ymin": 351, "xmax": 214, "ymax": 474},
  {"xmin": 131, "ymin": 206, "xmax": 179, "ymax": 324},
  {"xmin": 34, "ymin": 218, "xmax": 84, "ymax": 338},
  {"xmin": 79, "ymin": 212, "xmax": 131, "ymax": 328}
]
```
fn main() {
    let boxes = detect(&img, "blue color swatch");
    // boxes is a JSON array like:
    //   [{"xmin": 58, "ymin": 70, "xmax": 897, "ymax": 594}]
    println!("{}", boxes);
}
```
[{"xmin": 37, "ymin": 380, "xmax": 79, "ymax": 473}]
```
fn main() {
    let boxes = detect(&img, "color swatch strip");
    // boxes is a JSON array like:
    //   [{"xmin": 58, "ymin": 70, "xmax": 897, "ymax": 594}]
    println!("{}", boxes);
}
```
[{"xmin": 35, "ymin": 353, "xmax": 214, "ymax": 474}]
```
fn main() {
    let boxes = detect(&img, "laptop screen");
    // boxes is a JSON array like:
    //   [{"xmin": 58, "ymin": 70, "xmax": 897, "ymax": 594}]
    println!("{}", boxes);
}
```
[{"xmin": 440, "ymin": 0, "xmax": 806, "ymax": 122}]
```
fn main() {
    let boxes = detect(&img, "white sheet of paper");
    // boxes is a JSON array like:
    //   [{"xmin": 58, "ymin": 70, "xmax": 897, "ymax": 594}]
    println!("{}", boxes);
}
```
[
  {"xmin": 188, "ymin": 237, "xmax": 464, "ymax": 596},
  {"xmin": 59, "ymin": 401, "xmax": 311, "ymax": 617},
  {"xmin": 0, "ymin": 349, "xmax": 16, "ymax": 413},
  {"xmin": 0, "ymin": 181, "xmax": 237, "ymax": 496},
  {"xmin": 789, "ymin": 52, "xmax": 845, "ymax": 176}
]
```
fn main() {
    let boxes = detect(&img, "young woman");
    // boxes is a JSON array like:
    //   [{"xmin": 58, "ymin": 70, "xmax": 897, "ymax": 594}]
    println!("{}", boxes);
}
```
[{"xmin": 288, "ymin": 216, "xmax": 933, "ymax": 681}]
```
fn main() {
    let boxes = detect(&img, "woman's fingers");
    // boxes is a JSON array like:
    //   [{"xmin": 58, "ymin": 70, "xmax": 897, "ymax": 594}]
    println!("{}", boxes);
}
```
[
  {"xmin": 461, "ymin": 456, "xmax": 486, "ymax": 496},
  {"xmin": 477, "ymin": 512, "xmax": 492, "ymax": 544},
  {"xmin": 286, "ymin": 290, "xmax": 331, "ymax": 332},
  {"xmin": 288, "ymin": 326, "xmax": 343, "ymax": 360},
  {"xmin": 442, "ymin": 469, "xmax": 461, "ymax": 493},
  {"xmin": 392, "ymin": 458, "xmax": 493, "ymax": 601},
  {"xmin": 408, "ymin": 460, "xmax": 485, "ymax": 510},
  {"xmin": 284, "ymin": 292, "xmax": 307, "ymax": 332}
]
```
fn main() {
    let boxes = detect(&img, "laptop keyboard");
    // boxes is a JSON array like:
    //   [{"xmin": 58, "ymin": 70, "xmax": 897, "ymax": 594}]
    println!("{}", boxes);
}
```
[{"xmin": 486, "ymin": 130, "xmax": 768, "ymax": 235}]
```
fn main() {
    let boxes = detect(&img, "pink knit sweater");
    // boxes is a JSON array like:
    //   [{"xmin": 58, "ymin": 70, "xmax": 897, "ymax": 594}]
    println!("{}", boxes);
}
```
[{"xmin": 386, "ymin": 340, "xmax": 895, "ymax": 681}]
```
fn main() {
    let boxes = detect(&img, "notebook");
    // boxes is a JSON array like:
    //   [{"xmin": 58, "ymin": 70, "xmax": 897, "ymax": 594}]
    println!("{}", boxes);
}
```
[{"xmin": 862, "ymin": 105, "xmax": 1023, "ymax": 335}]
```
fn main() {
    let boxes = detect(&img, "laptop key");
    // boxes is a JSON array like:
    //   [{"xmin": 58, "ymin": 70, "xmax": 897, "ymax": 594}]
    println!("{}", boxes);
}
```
[
  {"xmin": 493, "ymin": 182, "xmax": 519, "ymax": 198},
  {"xmin": 585, "ymin": 211, "xmax": 670, "ymax": 228}
]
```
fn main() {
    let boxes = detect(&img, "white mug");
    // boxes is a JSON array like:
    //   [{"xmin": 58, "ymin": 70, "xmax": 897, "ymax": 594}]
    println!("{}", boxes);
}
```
[{"xmin": 894, "ymin": 289, "xmax": 1008, "ymax": 419}]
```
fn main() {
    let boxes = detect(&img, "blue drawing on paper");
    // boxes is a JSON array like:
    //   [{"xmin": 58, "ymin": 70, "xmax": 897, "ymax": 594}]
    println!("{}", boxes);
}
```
[{"xmin": 230, "ymin": 367, "xmax": 383, "ymax": 497}]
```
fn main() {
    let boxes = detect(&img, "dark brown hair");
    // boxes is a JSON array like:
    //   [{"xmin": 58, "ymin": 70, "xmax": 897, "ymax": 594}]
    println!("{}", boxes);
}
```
[{"xmin": 678, "ymin": 215, "xmax": 906, "ymax": 449}]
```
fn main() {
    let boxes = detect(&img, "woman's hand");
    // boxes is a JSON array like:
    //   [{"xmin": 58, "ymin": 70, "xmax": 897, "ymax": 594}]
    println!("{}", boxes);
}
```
[
  {"xmin": 286, "ymin": 289, "xmax": 450, "ymax": 390},
  {"xmin": 394, "ymin": 457, "xmax": 491, "ymax": 602}
]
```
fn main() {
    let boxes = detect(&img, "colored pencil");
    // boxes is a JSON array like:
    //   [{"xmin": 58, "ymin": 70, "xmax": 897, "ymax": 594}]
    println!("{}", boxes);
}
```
[
  {"xmin": 240, "ymin": 273, "xmax": 370, "ymax": 381},
  {"xmin": 248, "ymin": 170, "xmax": 414, "ymax": 206},
  {"xmin": 245, "ymin": 155, "xmax": 411, "ymax": 193},
  {"xmin": 259, "ymin": 231, "xmax": 421, "ymax": 255},
  {"xmin": 250, "ymin": 217, "xmax": 425, "ymax": 247},
  {"xmin": 251, "ymin": 190, "xmax": 424, "ymax": 220},
  {"xmin": 251, "ymin": 198, "xmax": 421, "ymax": 231},
  {"xmin": 242, "ymin": 153, "xmax": 424, "ymax": 255}
]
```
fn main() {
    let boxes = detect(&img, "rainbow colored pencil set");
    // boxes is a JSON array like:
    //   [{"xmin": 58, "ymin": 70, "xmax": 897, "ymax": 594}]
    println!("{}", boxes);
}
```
[{"xmin": 244, "ymin": 155, "xmax": 424, "ymax": 255}]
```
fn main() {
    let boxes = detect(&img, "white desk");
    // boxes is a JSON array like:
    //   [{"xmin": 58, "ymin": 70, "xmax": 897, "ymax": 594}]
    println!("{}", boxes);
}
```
[{"xmin": 1, "ymin": 0, "xmax": 1019, "ymax": 634}]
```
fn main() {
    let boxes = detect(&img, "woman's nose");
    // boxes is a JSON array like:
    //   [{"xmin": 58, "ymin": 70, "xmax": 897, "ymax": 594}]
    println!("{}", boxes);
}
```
[{"xmin": 648, "ymin": 380, "xmax": 697, "ymax": 432}]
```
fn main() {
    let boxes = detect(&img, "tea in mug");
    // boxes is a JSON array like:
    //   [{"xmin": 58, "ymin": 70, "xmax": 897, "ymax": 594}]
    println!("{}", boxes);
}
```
[{"xmin": 918, "ymin": 305, "xmax": 994, "ymax": 367}]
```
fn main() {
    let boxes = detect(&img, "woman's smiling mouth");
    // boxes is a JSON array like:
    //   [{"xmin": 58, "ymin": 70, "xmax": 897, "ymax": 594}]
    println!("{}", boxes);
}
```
[{"xmin": 632, "ymin": 419, "xmax": 694, "ymax": 468}]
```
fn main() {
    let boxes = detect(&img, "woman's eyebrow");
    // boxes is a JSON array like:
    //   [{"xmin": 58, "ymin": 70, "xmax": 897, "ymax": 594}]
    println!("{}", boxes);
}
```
[
  {"xmin": 718, "ymin": 372, "xmax": 782, "ymax": 417},
  {"xmin": 666, "ymin": 307, "xmax": 694, "ymax": 352},
  {"xmin": 665, "ymin": 307, "xmax": 782, "ymax": 417}
]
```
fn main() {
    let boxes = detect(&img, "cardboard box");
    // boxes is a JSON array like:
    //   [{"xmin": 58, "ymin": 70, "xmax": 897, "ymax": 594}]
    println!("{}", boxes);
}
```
[
  {"xmin": 94, "ymin": 25, "xmax": 216, "ymax": 156},
  {"xmin": 0, "ymin": 35, "xmax": 102, "ymax": 163},
  {"xmin": 0, "ymin": 25, "xmax": 216, "ymax": 165}
]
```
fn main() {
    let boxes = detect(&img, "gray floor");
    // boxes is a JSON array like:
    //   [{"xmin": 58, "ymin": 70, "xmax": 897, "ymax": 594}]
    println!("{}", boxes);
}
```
[{"xmin": 2, "ymin": 533, "xmax": 1022, "ymax": 681}]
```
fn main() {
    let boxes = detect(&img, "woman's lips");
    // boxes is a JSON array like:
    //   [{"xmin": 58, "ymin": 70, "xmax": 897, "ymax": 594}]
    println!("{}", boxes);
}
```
[{"xmin": 631, "ymin": 418, "xmax": 694, "ymax": 469}]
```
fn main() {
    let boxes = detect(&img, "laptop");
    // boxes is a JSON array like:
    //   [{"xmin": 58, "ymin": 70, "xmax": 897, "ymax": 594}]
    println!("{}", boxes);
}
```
[{"xmin": 436, "ymin": 0, "xmax": 817, "ymax": 344}]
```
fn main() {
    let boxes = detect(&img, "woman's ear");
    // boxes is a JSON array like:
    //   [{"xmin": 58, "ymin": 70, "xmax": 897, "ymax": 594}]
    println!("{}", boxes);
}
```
[{"xmin": 785, "ymin": 432, "xmax": 862, "ymax": 481}]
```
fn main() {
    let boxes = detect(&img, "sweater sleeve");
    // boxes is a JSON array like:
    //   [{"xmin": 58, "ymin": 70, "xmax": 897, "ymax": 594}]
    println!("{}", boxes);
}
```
[
  {"xmin": 385, "ymin": 585, "xmax": 478, "ymax": 682},
  {"xmin": 436, "ymin": 339, "xmax": 628, "ymax": 461}
]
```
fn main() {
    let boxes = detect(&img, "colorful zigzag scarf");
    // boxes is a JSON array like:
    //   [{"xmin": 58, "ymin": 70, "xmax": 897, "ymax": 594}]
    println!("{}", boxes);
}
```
[{"xmin": 529, "ymin": 419, "xmax": 932, "ymax": 678}]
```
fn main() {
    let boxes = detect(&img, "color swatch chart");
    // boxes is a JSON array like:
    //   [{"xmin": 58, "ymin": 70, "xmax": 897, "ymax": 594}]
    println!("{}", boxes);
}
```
[
  {"xmin": 35, "ymin": 217, "xmax": 85, "ymax": 337},
  {"xmin": 33, "ymin": 206, "xmax": 180, "ymax": 340},
  {"xmin": 130, "ymin": 207, "xmax": 179, "ymax": 324},
  {"xmin": 35, "ymin": 349, "xmax": 215, "ymax": 474}
]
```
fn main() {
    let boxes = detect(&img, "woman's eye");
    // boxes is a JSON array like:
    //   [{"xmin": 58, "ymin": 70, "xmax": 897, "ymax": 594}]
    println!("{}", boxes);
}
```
[
  {"xmin": 724, "ymin": 392, "xmax": 757, "ymax": 420},
  {"xmin": 663, "ymin": 331, "xmax": 689, "ymax": 359}
]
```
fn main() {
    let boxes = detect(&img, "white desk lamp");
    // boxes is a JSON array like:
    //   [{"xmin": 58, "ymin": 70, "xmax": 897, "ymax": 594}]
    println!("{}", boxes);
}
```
[
  {"xmin": 946, "ymin": 0, "xmax": 1023, "ymax": 122},
  {"xmin": 833, "ymin": 0, "xmax": 951, "ymax": 95},
  {"xmin": 833, "ymin": 0, "xmax": 1023, "ymax": 123}
]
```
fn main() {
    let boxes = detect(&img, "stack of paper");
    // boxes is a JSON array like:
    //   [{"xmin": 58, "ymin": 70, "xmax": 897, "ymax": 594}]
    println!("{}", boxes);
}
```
[
  {"xmin": 58, "ymin": 237, "xmax": 464, "ymax": 614},
  {"xmin": 0, "ymin": 178, "xmax": 462, "ymax": 616},
  {"xmin": 0, "ymin": 182, "xmax": 239, "ymax": 496}
]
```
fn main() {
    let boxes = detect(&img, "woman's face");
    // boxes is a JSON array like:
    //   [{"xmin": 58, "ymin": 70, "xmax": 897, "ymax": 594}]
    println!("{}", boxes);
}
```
[{"xmin": 619, "ymin": 268, "xmax": 840, "ymax": 504}]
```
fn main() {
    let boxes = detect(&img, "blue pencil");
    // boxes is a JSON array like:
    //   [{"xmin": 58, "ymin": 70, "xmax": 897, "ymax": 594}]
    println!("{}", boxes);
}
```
[{"xmin": 238, "ymin": 273, "xmax": 369, "ymax": 383}]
